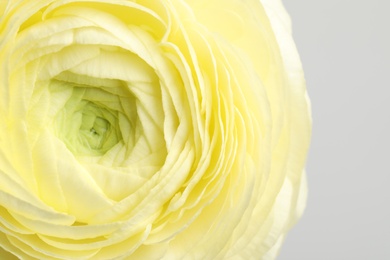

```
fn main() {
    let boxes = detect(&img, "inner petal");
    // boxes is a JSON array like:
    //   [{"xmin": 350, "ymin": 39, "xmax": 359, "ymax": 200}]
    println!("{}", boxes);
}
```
[{"xmin": 52, "ymin": 87, "xmax": 123, "ymax": 157}]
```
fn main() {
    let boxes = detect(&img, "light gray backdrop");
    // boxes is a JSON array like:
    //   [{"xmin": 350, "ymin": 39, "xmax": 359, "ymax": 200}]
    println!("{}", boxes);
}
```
[{"xmin": 279, "ymin": 0, "xmax": 390, "ymax": 259}]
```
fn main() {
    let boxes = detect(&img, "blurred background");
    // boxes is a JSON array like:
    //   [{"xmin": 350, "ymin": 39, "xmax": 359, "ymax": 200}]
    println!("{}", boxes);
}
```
[{"xmin": 279, "ymin": 0, "xmax": 390, "ymax": 259}]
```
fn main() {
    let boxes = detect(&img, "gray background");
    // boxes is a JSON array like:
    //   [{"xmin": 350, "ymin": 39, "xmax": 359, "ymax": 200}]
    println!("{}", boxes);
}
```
[{"xmin": 279, "ymin": 0, "xmax": 390, "ymax": 259}]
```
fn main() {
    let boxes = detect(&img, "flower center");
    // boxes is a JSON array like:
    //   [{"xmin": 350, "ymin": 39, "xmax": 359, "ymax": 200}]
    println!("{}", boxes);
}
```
[
  {"xmin": 53, "ymin": 87, "xmax": 123, "ymax": 156},
  {"xmin": 78, "ymin": 102, "xmax": 115, "ymax": 151}
]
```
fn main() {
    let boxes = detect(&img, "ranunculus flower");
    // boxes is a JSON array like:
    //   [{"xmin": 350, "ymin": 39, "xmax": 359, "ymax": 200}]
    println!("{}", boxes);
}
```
[{"xmin": 0, "ymin": 0, "xmax": 311, "ymax": 259}]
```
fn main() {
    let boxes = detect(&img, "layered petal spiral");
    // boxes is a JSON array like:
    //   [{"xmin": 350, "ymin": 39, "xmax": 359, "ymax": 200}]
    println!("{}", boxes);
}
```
[{"xmin": 0, "ymin": 0, "xmax": 311, "ymax": 259}]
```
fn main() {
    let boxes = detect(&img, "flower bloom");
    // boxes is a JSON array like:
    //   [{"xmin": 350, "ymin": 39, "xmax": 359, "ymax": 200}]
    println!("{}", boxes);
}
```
[{"xmin": 0, "ymin": 0, "xmax": 311, "ymax": 259}]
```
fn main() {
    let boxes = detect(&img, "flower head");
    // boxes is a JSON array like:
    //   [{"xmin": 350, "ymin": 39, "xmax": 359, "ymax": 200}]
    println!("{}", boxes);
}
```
[{"xmin": 0, "ymin": 0, "xmax": 311, "ymax": 259}]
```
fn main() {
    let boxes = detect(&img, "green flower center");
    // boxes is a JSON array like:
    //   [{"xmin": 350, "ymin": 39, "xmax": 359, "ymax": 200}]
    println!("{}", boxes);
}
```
[
  {"xmin": 53, "ymin": 85, "xmax": 126, "ymax": 156},
  {"xmin": 77, "ymin": 101, "xmax": 118, "ymax": 152}
]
